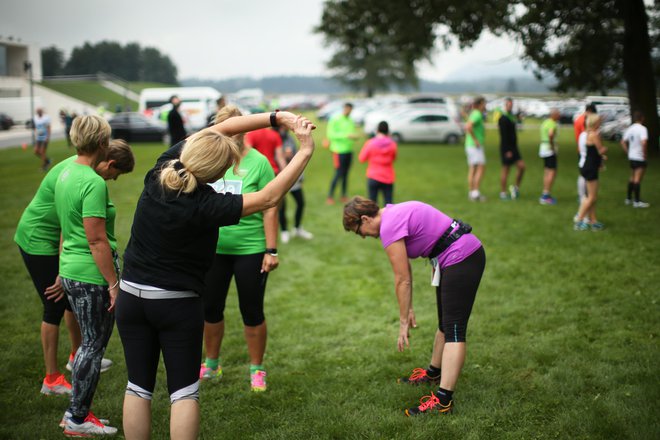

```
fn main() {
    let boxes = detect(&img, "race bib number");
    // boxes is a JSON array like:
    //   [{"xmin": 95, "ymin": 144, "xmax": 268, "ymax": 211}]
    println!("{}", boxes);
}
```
[{"xmin": 208, "ymin": 179, "xmax": 243, "ymax": 195}]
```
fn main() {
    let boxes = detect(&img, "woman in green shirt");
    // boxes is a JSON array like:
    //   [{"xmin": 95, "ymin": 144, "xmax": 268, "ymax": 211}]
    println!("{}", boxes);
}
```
[
  {"xmin": 15, "ymin": 139, "xmax": 134, "ymax": 400},
  {"xmin": 54, "ymin": 116, "xmax": 132, "ymax": 437},
  {"xmin": 200, "ymin": 106, "xmax": 279, "ymax": 392}
]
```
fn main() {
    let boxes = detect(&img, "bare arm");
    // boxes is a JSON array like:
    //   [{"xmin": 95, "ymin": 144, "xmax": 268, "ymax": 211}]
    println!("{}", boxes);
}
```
[
  {"xmin": 84, "ymin": 217, "xmax": 119, "ymax": 310},
  {"xmin": 642, "ymin": 138, "xmax": 648, "ymax": 160},
  {"xmin": 620, "ymin": 138, "xmax": 629, "ymax": 154},
  {"xmin": 549, "ymin": 128, "xmax": 556, "ymax": 151},
  {"xmin": 592, "ymin": 132, "xmax": 608, "ymax": 156},
  {"xmin": 261, "ymin": 206, "xmax": 279, "ymax": 273},
  {"xmin": 242, "ymin": 116, "xmax": 315, "ymax": 217},
  {"xmin": 206, "ymin": 111, "xmax": 297, "ymax": 138},
  {"xmin": 465, "ymin": 120, "xmax": 479, "ymax": 147},
  {"xmin": 385, "ymin": 239, "xmax": 414, "ymax": 352}
]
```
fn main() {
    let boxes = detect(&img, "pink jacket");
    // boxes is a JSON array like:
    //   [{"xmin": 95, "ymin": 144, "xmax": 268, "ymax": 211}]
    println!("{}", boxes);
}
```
[{"xmin": 358, "ymin": 135, "xmax": 397, "ymax": 184}]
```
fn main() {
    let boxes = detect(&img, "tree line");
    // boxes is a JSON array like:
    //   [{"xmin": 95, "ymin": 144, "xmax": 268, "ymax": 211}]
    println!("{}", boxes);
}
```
[
  {"xmin": 41, "ymin": 41, "xmax": 178, "ymax": 84},
  {"xmin": 316, "ymin": 0, "xmax": 659, "ymax": 151}
]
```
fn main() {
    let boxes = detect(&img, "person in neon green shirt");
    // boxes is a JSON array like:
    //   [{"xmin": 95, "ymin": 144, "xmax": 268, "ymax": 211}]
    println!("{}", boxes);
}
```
[
  {"xmin": 538, "ymin": 109, "xmax": 560, "ymax": 205},
  {"xmin": 201, "ymin": 106, "xmax": 279, "ymax": 392},
  {"xmin": 464, "ymin": 97, "xmax": 487, "ymax": 201},
  {"xmin": 15, "ymin": 139, "xmax": 134, "ymax": 398},
  {"xmin": 55, "ymin": 116, "xmax": 132, "ymax": 436},
  {"xmin": 326, "ymin": 103, "xmax": 357, "ymax": 204}
]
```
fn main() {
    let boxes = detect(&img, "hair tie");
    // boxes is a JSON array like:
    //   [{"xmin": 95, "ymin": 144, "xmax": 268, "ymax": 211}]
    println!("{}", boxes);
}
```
[{"xmin": 173, "ymin": 160, "xmax": 185, "ymax": 171}]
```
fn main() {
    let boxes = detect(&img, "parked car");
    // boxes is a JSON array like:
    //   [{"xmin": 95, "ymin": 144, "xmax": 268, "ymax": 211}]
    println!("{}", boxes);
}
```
[
  {"xmin": 600, "ymin": 117, "xmax": 629, "ymax": 141},
  {"xmin": 0, "ymin": 113, "xmax": 14, "ymax": 130},
  {"xmin": 388, "ymin": 110, "xmax": 463, "ymax": 144},
  {"xmin": 109, "ymin": 112, "xmax": 167, "ymax": 143}
]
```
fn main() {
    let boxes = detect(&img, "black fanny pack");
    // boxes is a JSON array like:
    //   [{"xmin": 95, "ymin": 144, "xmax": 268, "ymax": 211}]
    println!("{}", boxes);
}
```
[{"xmin": 428, "ymin": 219, "xmax": 472, "ymax": 260}]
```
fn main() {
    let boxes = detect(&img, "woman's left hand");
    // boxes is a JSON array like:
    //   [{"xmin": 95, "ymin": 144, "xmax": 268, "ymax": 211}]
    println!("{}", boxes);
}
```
[
  {"xmin": 261, "ymin": 253, "xmax": 279, "ymax": 273},
  {"xmin": 44, "ymin": 275, "xmax": 65, "ymax": 302},
  {"xmin": 397, "ymin": 321, "xmax": 410, "ymax": 352},
  {"xmin": 108, "ymin": 285, "xmax": 119, "ymax": 312}
]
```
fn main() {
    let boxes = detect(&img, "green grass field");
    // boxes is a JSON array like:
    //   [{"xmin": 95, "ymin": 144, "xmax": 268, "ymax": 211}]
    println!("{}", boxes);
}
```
[
  {"xmin": 0, "ymin": 122, "xmax": 658, "ymax": 439},
  {"xmin": 41, "ymin": 81, "xmax": 139, "ymax": 111}
]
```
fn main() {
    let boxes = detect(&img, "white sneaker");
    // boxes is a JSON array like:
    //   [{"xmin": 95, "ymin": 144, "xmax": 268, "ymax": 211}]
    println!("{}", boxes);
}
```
[
  {"xmin": 67, "ymin": 357, "xmax": 113, "ymax": 373},
  {"xmin": 280, "ymin": 231, "xmax": 290, "ymax": 244},
  {"xmin": 63, "ymin": 413, "xmax": 117, "ymax": 436},
  {"xmin": 633, "ymin": 201, "xmax": 650, "ymax": 208},
  {"xmin": 294, "ymin": 227, "xmax": 314, "ymax": 240},
  {"xmin": 60, "ymin": 411, "xmax": 109, "ymax": 428},
  {"xmin": 624, "ymin": 198, "xmax": 632, "ymax": 205}
]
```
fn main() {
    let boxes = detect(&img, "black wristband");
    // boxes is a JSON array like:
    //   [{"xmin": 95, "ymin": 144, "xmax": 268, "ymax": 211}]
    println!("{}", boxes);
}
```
[
  {"xmin": 265, "ymin": 248, "xmax": 278, "ymax": 256},
  {"xmin": 269, "ymin": 110, "xmax": 279, "ymax": 128}
]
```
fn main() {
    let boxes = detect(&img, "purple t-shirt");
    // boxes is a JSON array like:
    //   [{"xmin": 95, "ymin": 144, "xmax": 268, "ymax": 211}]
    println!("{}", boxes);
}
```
[{"xmin": 379, "ymin": 201, "xmax": 482, "ymax": 269}]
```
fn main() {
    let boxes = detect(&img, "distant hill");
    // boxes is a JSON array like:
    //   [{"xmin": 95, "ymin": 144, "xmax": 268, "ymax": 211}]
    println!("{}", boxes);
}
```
[{"xmin": 181, "ymin": 75, "xmax": 553, "ymax": 95}]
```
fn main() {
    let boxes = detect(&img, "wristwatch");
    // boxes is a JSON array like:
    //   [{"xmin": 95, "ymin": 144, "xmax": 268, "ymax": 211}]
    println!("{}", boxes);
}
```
[{"xmin": 265, "ymin": 248, "xmax": 278, "ymax": 256}]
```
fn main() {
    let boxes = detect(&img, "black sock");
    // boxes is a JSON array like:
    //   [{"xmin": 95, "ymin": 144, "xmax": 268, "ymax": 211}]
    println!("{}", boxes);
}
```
[
  {"xmin": 627, "ymin": 182, "xmax": 634, "ymax": 200},
  {"xmin": 70, "ymin": 414, "xmax": 86, "ymax": 424},
  {"xmin": 426, "ymin": 365, "xmax": 441, "ymax": 378},
  {"xmin": 634, "ymin": 183, "xmax": 641, "ymax": 202},
  {"xmin": 435, "ymin": 387, "xmax": 454, "ymax": 405}
]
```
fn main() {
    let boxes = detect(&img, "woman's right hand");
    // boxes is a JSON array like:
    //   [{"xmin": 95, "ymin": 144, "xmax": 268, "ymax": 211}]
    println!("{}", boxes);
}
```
[{"xmin": 292, "ymin": 115, "xmax": 316, "ymax": 151}]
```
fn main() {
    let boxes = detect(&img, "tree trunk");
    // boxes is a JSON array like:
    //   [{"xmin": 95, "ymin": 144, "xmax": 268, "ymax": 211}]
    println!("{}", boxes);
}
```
[{"xmin": 621, "ymin": 0, "xmax": 659, "ymax": 153}]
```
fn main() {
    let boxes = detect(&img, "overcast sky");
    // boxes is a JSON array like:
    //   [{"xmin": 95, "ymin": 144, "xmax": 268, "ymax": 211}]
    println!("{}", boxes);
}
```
[{"xmin": 1, "ymin": 0, "xmax": 527, "ymax": 81}]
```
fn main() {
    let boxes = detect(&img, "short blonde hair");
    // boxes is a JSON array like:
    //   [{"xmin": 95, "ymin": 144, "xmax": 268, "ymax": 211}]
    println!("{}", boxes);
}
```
[
  {"xmin": 106, "ymin": 139, "xmax": 135, "ymax": 173},
  {"xmin": 160, "ymin": 130, "xmax": 241, "ymax": 194},
  {"xmin": 70, "ymin": 115, "xmax": 111, "ymax": 155},
  {"xmin": 586, "ymin": 113, "xmax": 601, "ymax": 130}
]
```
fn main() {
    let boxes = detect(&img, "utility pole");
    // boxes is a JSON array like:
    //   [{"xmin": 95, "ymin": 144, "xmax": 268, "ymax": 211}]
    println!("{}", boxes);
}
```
[{"xmin": 24, "ymin": 61, "xmax": 35, "ymax": 146}]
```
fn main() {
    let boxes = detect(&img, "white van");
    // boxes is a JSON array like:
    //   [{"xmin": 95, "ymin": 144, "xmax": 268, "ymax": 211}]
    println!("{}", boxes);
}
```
[
  {"xmin": 585, "ymin": 95, "xmax": 629, "ymax": 106},
  {"xmin": 138, "ymin": 87, "xmax": 221, "ymax": 131}
]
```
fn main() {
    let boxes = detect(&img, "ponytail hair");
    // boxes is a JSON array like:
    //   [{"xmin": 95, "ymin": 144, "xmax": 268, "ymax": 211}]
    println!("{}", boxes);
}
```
[{"xmin": 159, "ymin": 130, "xmax": 241, "ymax": 194}]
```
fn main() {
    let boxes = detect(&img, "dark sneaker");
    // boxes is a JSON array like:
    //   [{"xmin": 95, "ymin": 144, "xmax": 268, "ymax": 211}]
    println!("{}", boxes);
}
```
[
  {"xmin": 397, "ymin": 368, "xmax": 441, "ymax": 385},
  {"xmin": 404, "ymin": 393, "xmax": 453, "ymax": 416}
]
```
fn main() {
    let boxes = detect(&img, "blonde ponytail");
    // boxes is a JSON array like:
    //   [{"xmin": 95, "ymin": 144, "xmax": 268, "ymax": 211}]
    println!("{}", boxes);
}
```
[
  {"xmin": 159, "ymin": 160, "xmax": 199, "ymax": 194},
  {"xmin": 159, "ymin": 130, "xmax": 241, "ymax": 195}
]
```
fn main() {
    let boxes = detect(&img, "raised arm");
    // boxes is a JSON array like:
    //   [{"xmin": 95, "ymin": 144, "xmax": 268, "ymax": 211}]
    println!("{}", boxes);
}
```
[
  {"xmin": 207, "ymin": 111, "xmax": 298, "ymax": 138},
  {"xmin": 241, "ymin": 116, "xmax": 316, "ymax": 216}
]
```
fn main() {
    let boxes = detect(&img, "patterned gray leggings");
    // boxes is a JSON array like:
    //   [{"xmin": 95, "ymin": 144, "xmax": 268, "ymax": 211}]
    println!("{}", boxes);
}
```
[{"xmin": 62, "ymin": 278, "xmax": 115, "ymax": 419}]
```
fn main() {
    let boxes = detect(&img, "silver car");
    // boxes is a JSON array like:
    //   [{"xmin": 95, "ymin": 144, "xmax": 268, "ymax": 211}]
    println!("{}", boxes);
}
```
[{"xmin": 388, "ymin": 110, "xmax": 463, "ymax": 144}]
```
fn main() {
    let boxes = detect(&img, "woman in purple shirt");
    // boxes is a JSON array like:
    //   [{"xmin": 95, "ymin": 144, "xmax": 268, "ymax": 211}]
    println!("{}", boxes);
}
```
[{"xmin": 343, "ymin": 196, "xmax": 486, "ymax": 416}]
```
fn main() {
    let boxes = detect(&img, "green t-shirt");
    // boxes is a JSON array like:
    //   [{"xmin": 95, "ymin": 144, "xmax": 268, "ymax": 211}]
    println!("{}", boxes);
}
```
[
  {"xmin": 540, "ymin": 118, "xmax": 558, "ymax": 143},
  {"xmin": 465, "ymin": 109, "xmax": 485, "ymax": 148},
  {"xmin": 208, "ymin": 149, "xmax": 275, "ymax": 255},
  {"xmin": 15, "ymin": 156, "xmax": 76, "ymax": 255},
  {"xmin": 327, "ymin": 114, "xmax": 356, "ymax": 154},
  {"xmin": 55, "ymin": 162, "xmax": 117, "ymax": 285}
]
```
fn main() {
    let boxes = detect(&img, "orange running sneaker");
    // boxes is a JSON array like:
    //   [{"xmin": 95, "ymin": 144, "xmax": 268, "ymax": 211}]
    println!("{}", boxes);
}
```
[
  {"xmin": 397, "ymin": 368, "xmax": 441, "ymax": 385},
  {"xmin": 404, "ymin": 393, "xmax": 453, "ymax": 416}
]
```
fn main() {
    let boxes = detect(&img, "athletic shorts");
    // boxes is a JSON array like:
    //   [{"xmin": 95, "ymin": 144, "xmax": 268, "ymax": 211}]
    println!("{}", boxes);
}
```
[
  {"xmin": 465, "ymin": 147, "xmax": 486, "ymax": 166},
  {"xmin": 579, "ymin": 166, "xmax": 599, "ymax": 182},
  {"xmin": 630, "ymin": 160, "xmax": 647, "ymax": 169},
  {"xmin": 500, "ymin": 147, "xmax": 521, "ymax": 166},
  {"xmin": 543, "ymin": 155, "xmax": 557, "ymax": 169}
]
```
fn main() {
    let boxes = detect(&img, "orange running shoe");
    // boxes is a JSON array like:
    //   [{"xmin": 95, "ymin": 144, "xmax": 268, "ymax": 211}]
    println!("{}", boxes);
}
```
[
  {"xmin": 404, "ymin": 393, "xmax": 453, "ymax": 416},
  {"xmin": 40, "ymin": 374, "xmax": 72, "ymax": 396},
  {"xmin": 397, "ymin": 368, "xmax": 441, "ymax": 385}
]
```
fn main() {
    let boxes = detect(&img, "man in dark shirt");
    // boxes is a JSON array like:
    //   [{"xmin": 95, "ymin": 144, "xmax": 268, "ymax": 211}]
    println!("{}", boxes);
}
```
[
  {"xmin": 167, "ymin": 95, "xmax": 187, "ymax": 145},
  {"xmin": 498, "ymin": 98, "xmax": 525, "ymax": 200}
]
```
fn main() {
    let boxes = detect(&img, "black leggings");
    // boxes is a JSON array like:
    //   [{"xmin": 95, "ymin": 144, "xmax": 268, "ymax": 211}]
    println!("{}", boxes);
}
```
[
  {"xmin": 19, "ymin": 247, "xmax": 72, "ymax": 325},
  {"xmin": 203, "ymin": 253, "xmax": 268, "ymax": 326},
  {"xmin": 328, "ymin": 152, "xmax": 353, "ymax": 198},
  {"xmin": 436, "ymin": 246, "xmax": 486, "ymax": 343},
  {"xmin": 367, "ymin": 178, "xmax": 393, "ymax": 206},
  {"xmin": 115, "ymin": 291, "xmax": 203, "ymax": 403},
  {"xmin": 279, "ymin": 188, "xmax": 305, "ymax": 231},
  {"xmin": 62, "ymin": 278, "xmax": 114, "ymax": 418}
]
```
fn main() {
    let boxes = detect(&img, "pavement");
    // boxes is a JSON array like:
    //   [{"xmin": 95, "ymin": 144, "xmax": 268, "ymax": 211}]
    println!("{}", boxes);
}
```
[{"xmin": 0, "ymin": 126, "xmax": 65, "ymax": 150}]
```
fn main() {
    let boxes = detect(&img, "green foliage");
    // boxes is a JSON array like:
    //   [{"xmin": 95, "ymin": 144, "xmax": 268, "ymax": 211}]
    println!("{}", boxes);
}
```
[
  {"xmin": 40, "ymin": 80, "xmax": 138, "ymax": 110},
  {"xmin": 0, "ymin": 121, "xmax": 658, "ymax": 438},
  {"xmin": 62, "ymin": 40, "xmax": 178, "ymax": 84},
  {"xmin": 41, "ymin": 46, "xmax": 65, "ymax": 77}
]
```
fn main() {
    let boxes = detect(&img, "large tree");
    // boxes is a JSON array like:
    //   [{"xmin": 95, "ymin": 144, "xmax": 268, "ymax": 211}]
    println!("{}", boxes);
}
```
[
  {"xmin": 41, "ymin": 46, "xmax": 65, "ymax": 76},
  {"xmin": 315, "ymin": 0, "xmax": 438, "ymax": 96},
  {"xmin": 63, "ymin": 41, "xmax": 178, "ymax": 84},
  {"xmin": 317, "ymin": 0, "xmax": 659, "ymax": 150}
]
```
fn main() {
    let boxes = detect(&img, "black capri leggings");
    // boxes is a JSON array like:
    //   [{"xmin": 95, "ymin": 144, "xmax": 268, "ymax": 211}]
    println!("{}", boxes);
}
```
[
  {"xmin": 279, "ymin": 188, "xmax": 305, "ymax": 231},
  {"xmin": 115, "ymin": 291, "xmax": 203, "ymax": 403},
  {"xmin": 436, "ymin": 246, "xmax": 486, "ymax": 343},
  {"xmin": 328, "ymin": 152, "xmax": 353, "ymax": 198},
  {"xmin": 203, "ymin": 253, "xmax": 268, "ymax": 326},
  {"xmin": 19, "ymin": 246, "xmax": 72, "ymax": 325}
]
